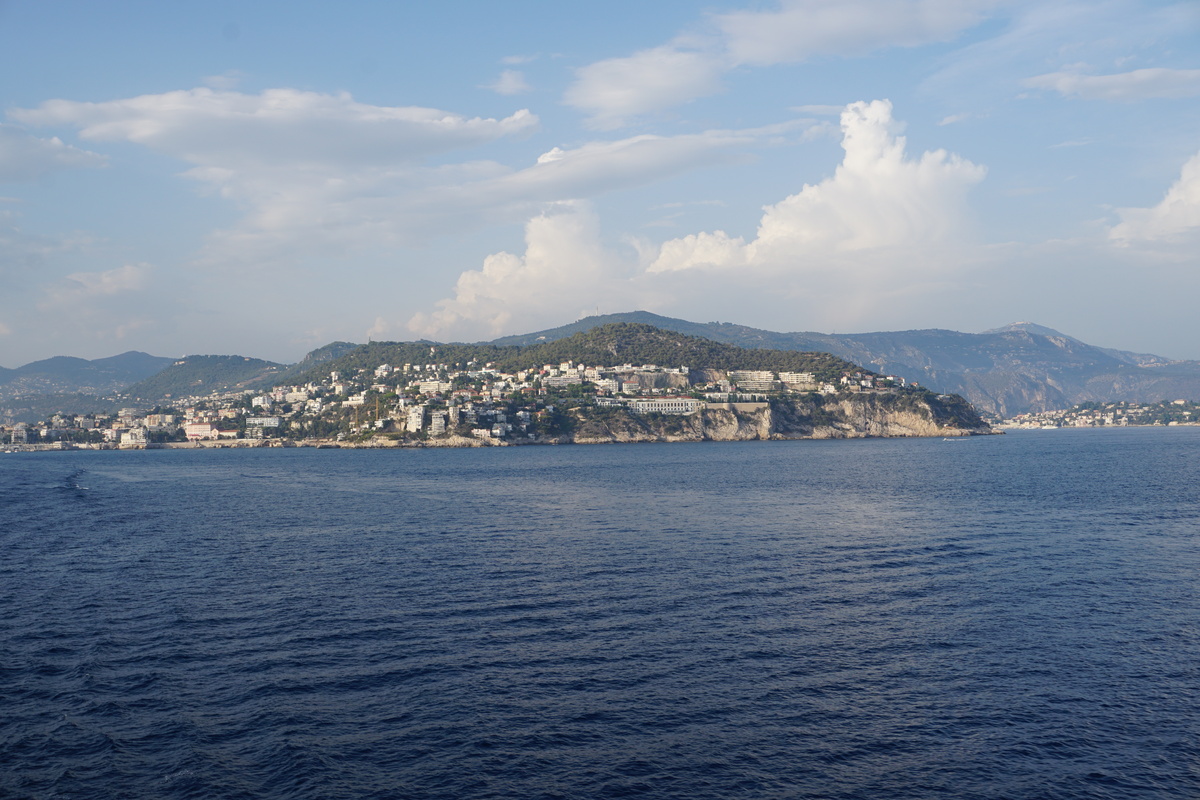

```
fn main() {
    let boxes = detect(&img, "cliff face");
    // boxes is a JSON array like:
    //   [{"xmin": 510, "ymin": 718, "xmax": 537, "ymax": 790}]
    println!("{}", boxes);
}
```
[{"xmin": 568, "ymin": 393, "xmax": 992, "ymax": 445}]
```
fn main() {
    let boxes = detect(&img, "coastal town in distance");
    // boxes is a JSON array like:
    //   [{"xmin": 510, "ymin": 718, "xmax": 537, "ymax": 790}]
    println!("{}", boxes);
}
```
[
  {"xmin": 3, "ymin": 324, "xmax": 996, "ymax": 450},
  {"xmin": 5, "ymin": 318, "xmax": 1200, "ymax": 451}
]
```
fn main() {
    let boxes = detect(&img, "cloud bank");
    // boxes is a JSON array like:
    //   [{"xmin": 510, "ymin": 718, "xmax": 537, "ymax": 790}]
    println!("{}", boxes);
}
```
[{"xmin": 416, "ymin": 100, "xmax": 988, "ymax": 341}]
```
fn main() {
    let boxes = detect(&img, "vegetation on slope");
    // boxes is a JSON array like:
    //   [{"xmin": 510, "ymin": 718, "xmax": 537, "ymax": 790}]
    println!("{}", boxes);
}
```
[
  {"xmin": 290, "ymin": 323, "xmax": 862, "ymax": 385},
  {"xmin": 121, "ymin": 355, "xmax": 285, "ymax": 401}
]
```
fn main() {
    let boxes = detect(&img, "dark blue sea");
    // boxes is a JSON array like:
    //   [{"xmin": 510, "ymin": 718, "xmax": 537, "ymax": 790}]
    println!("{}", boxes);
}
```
[{"xmin": 2, "ymin": 428, "xmax": 1198, "ymax": 799}]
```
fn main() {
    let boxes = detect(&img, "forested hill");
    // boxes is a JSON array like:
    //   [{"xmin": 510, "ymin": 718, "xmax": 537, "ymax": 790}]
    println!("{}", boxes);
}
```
[
  {"xmin": 289, "ymin": 323, "xmax": 864, "ymax": 385},
  {"xmin": 121, "ymin": 355, "xmax": 285, "ymax": 401}
]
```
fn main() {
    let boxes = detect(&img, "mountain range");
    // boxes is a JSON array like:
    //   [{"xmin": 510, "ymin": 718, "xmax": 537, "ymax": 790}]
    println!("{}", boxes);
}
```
[
  {"xmin": 4, "ymin": 312, "xmax": 1200, "ymax": 417},
  {"xmin": 496, "ymin": 312, "xmax": 1199, "ymax": 416},
  {"xmin": 0, "ymin": 351, "xmax": 174, "ymax": 400}
]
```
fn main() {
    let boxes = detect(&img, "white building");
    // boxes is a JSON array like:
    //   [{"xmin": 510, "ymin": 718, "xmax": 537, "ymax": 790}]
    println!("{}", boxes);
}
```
[{"xmin": 629, "ymin": 397, "xmax": 702, "ymax": 415}]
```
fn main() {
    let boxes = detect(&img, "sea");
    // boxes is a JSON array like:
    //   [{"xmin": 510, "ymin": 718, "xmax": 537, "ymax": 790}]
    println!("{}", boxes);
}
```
[{"xmin": 2, "ymin": 427, "xmax": 1198, "ymax": 800}]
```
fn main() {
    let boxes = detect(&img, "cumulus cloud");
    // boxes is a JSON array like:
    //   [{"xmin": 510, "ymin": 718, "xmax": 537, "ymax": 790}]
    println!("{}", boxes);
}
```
[
  {"xmin": 1110, "ymin": 150, "xmax": 1200, "ymax": 245},
  {"xmin": 412, "ymin": 102, "xmax": 988, "ymax": 341},
  {"xmin": 650, "ymin": 100, "xmax": 985, "ymax": 273},
  {"xmin": 409, "ymin": 202, "xmax": 637, "ymax": 341},
  {"xmin": 1025, "ymin": 68, "xmax": 1200, "ymax": 100},
  {"xmin": 564, "ymin": 46, "xmax": 725, "ymax": 129},
  {"xmin": 0, "ymin": 123, "xmax": 106, "ymax": 181}
]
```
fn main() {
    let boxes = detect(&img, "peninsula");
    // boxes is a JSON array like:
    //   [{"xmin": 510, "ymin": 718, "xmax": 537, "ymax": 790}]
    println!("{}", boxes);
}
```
[{"xmin": 3, "ymin": 324, "xmax": 993, "ymax": 450}]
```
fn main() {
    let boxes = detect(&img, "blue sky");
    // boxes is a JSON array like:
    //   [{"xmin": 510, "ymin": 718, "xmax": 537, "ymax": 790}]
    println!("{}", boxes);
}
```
[{"xmin": 2, "ymin": 0, "xmax": 1199, "ymax": 365}]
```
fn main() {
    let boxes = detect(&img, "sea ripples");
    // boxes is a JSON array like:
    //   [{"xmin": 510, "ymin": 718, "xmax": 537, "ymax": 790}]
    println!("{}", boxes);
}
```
[{"xmin": 2, "ymin": 430, "xmax": 1199, "ymax": 798}]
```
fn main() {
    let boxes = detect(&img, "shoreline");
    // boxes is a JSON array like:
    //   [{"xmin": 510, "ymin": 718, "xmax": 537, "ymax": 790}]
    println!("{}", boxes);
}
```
[{"xmin": 4, "ymin": 426, "xmax": 1001, "ymax": 453}]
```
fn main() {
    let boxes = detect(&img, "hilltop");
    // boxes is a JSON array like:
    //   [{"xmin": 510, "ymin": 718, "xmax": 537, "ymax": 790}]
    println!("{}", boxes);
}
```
[
  {"xmin": 0, "ymin": 351, "xmax": 173, "ymax": 401},
  {"xmin": 6, "ymin": 312, "xmax": 1200, "ymax": 419},
  {"xmin": 4, "ymin": 322, "xmax": 990, "ymax": 448},
  {"xmin": 290, "ymin": 323, "xmax": 858, "ymax": 387},
  {"xmin": 120, "ymin": 355, "xmax": 286, "ymax": 401},
  {"xmin": 498, "ymin": 313, "xmax": 1200, "ymax": 416}
]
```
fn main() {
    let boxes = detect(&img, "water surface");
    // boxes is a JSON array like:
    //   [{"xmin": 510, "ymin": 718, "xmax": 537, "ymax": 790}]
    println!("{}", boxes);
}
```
[{"xmin": 2, "ymin": 429, "xmax": 1198, "ymax": 798}]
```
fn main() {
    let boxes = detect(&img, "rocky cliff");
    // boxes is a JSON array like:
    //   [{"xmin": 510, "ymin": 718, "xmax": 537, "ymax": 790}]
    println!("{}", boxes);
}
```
[{"xmin": 566, "ymin": 393, "xmax": 992, "ymax": 445}]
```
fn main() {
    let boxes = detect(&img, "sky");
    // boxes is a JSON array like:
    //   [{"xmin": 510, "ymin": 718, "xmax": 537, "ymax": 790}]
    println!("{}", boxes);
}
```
[{"xmin": 2, "ymin": 0, "xmax": 1199, "ymax": 366}]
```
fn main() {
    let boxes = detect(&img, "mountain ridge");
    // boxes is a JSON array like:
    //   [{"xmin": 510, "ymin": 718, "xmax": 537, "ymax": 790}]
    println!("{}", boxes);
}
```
[{"xmin": 5, "ymin": 313, "xmax": 1199, "ymax": 416}]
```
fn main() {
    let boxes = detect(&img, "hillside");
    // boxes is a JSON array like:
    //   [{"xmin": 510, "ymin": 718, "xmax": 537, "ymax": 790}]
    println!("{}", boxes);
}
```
[
  {"xmin": 0, "ymin": 351, "xmax": 174, "ymax": 400},
  {"xmin": 290, "ymin": 323, "xmax": 862, "ymax": 386},
  {"xmin": 13, "ymin": 312, "xmax": 1199, "ymax": 417},
  {"xmin": 121, "ymin": 355, "xmax": 285, "ymax": 401},
  {"xmin": 500, "ymin": 313, "xmax": 1200, "ymax": 416},
  {"xmin": 0, "ymin": 393, "xmax": 118, "ymax": 425}
]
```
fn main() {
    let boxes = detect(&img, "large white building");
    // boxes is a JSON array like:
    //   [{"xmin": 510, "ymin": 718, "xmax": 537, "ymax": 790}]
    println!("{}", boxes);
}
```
[{"xmin": 629, "ymin": 398, "xmax": 702, "ymax": 415}]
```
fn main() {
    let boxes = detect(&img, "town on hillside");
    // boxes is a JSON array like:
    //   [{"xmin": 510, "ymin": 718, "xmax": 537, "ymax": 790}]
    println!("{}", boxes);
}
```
[
  {"xmin": 2, "ymin": 359, "xmax": 915, "ymax": 450},
  {"xmin": 997, "ymin": 400, "xmax": 1200, "ymax": 429}
]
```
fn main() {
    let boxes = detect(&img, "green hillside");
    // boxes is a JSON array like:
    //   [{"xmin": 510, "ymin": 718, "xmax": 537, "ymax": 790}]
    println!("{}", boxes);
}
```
[
  {"xmin": 122, "ymin": 355, "xmax": 285, "ymax": 401},
  {"xmin": 289, "ymin": 323, "xmax": 863, "ymax": 385}
]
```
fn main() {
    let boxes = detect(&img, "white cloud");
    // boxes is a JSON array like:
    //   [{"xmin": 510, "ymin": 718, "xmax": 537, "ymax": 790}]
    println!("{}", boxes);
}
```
[
  {"xmin": 487, "ymin": 69, "xmax": 532, "ymax": 95},
  {"xmin": 13, "ymin": 88, "xmax": 542, "ymax": 266},
  {"xmin": 716, "ymin": 0, "xmax": 992, "ymax": 66},
  {"xmin": 650, "ymin": 100, "xmax": 985, "ymax": 273},
  {"xmin": 456, "ymin": 128, "xmax": 760, "ymax": 206},
  {"xmin": 564, "ymin": 46, "xmax": 725, "ymax": 129},
  {"xmin": 0, "ymin": 123, "xmax": 106, "ymax": 181},
  {"xmin": 413, "ymin": 102, "xmax": 989, "ymax": 342},
  {"xmin": 1110, "ymin": 150, "xmax": 1200, "ymax": 244},
  {"xmin": 409, "ymin": 202, "xmax": 636, "ymax": 341},
  {"xmin": 1025, "ymin": 68, "xmax": 1200, "ymax": 100},
  {"xmin": 562, "ymin": 1, "xmax": 994, "ymax": 127},
  {"xmin": 12, "ymin": 88, "xmax": 538, "ymax": 168},
  {"xmin": 41, "ymin": 263, "xmax": 152, "ymax": 307}
]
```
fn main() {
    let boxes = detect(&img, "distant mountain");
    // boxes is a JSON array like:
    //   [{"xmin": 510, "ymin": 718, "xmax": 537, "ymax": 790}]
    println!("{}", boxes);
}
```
[
  {"xmin": 498, "ymin": 312, "xmax": 1200, "ymax": 416},
  {"xmin": 10, "ymin": 312, "xmax": 1200, "ymax": 417},
  {"xmin": 0, "ymin": 351, "xmax": 174, "ymax": 400},
  {"xmin": 120, "ymin": 355, "xmax": 285, "ymax": 402},
  {"xmin": 982, "ymin": 322, "xmax": 1170, "ymax": 368}
]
